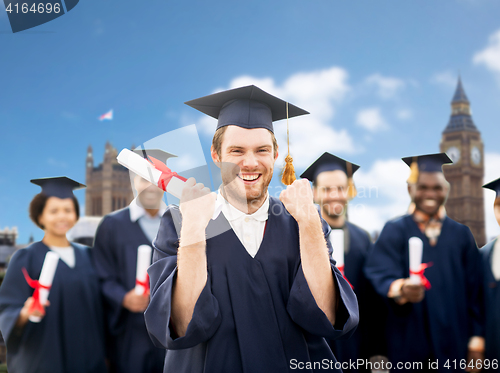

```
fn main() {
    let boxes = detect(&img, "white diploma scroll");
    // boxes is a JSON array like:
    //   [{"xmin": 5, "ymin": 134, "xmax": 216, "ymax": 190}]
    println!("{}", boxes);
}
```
[
  {"xmin": 329, "ymin": 229, "xmax": 345, "ymax": 270},
  {"xmin": 135, "ymin": 245, "xmax": 152, "ymax": 296},
  {"xmin": 409, "ymin": 236, "xmax": 423, "ymax": 284},
  {"xmin": 117, "ymin": 148, "xmax": 222, "ymax": 219},
  {"xmin": 29, "ymin": 251, "xmax": 59, "ymax": 323}
]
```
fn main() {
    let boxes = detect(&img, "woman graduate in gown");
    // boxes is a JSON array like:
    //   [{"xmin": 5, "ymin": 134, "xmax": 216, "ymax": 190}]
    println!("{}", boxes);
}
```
[{"xmin": 0, "ymin": 177, "xmax": 107, "ymax": 373}]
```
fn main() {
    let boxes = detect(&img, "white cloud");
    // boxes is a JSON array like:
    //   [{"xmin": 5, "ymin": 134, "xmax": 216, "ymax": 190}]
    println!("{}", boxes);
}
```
[
  {"xmin": 196, "ymin": 67, "xmax": 356, "ymax": 169},
  {"xmin": 356, "ymin": 107, "xmax": 388, "ymax": 132},
  {"xmin": 365, "ymin": 73, "xmax": 405, "ymax": 99},
  {"xmin": 349, "ymin": 158, "xmax": 411, "ymax": 235},
  {"xmin": 474, "ymin": 29, "xmax": 500, "ymax": 79},
  {"xmin": 395, "ymin": 108, "xmax": 413, "ymax": 121},
  {"xmin": 484, "ymin": 152, "xmax": 500, "ymax": 241},
  {"xmin": 430, "ymin": 70, "xmax": 457, "ymax": 88}
]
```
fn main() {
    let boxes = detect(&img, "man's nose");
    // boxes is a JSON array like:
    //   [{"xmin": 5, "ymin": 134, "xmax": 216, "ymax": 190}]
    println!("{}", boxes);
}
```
[{"xmin": 241, "ymin": 152, "xmax": 259, "ymax": 169}]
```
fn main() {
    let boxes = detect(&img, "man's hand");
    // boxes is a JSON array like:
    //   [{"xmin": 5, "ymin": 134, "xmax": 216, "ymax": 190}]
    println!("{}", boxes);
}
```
[
  {"xmin": 280, "ymin": 179, "xmax": 317, "ymax": 224},
  {"xmin": 401, "ymin": 279, "xmax": 425, "ymax": 303},
  {"xmin": 122, "ymin": 289, "xmax": 150, "ymax": 313},
  {"xmin": 180, "ymin": 178, "xmax": 216, "ymax": 245}
]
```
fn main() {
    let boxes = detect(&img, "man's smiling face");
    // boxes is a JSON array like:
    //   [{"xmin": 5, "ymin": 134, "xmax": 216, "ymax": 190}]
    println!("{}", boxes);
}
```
[{"xmin": 212, "ymin": 125, "xmax": 278, "ymax": 209}]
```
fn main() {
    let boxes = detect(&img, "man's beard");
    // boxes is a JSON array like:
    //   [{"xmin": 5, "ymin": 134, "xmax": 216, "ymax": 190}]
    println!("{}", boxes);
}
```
[{"xmin": 321, "ymin": 201, "xmax": 346, "ymax": 218}]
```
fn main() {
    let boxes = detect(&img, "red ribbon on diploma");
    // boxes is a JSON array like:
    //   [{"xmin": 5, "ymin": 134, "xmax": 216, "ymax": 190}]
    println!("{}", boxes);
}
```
[
  {"xmin": 136, "ymin": 274, "xmax": 150, "ymax": 296},
  {"xmin": 147, "ymin": 156, "xmax": 187, "ymax": 191},
  {"xmin": 409, "ymin": 262, "xmax": 433, "ymax": 290},
  {"xmin": 22, "ymin": 268, "xmax": 50, "ymax": 315},
  {"xmin": 337, "ymin": 265, "xmax": 354, "ymax": 289}
]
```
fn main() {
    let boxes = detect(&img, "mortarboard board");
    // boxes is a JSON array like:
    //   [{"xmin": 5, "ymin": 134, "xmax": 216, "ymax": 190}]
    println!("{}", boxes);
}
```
[
  {"xmin": 184, "ymin": 85, "xmax": 309, "ymax": 133},
  {"xmin": 132, "ymin": 148, "xmax": 177, "ymax": 165},
  {"xmin": 483, "ymin": 177, "xmax": 500, "ymax": 199},
  {"xmin": 402, "ymin": 153, "xmax": 453, "ymax": 184},
  {"xmin": 31, "ymin": 177, "xmax": 85, "ymax": 199},
  {"xmin": 300, "ymin": 152, "xmax": 360, "ymax": 182},
  {"xmin": 301, "ymin": 152, "xmax": 360, "ymax": 199}
]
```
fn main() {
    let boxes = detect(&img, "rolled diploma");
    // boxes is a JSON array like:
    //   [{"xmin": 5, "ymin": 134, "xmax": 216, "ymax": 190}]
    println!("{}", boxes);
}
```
[
  {"xmin": 117, "ymin": 149, "xmax": 222, "ymax": 219},
  {"xmin": 29, "ymin": 251, "xmax": 59, "ymax": 323},
  {"xmin": 135, "ymin": 245, "xmax": 152, "ymax": 295},
  {"xmin": 329, "ymin": 230, "xmax": 345, "ymax": 270},
  {"xmin": 409, "ymin": 236, "xmax": 423, "ymax": 284}
]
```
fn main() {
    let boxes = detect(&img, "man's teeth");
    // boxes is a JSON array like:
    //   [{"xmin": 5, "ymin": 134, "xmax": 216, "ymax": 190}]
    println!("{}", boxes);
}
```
[
  {"xmin": 423, "ymin": 200, "xmax": 437, "ymax": 207},
  {"xmin": 240, "ymin": 174, "xmax": 259, "ymax": 181}
]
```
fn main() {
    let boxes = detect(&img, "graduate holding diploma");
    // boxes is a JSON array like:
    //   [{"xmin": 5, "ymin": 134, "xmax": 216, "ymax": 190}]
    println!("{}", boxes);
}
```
[
  {"xmin": 0, "ymin": 177, "xmax": 107, "ymax": 373},
  {"xmin": 92, "ymin": 149, "xmax": 171, "ymax": 373},
  {"xmin": 365, "ymin": 153, "xmax": 484, "ymax": 372},
  {"xmin": 145, "ymin": 85, "xmax": 359, "ymax": 373}
]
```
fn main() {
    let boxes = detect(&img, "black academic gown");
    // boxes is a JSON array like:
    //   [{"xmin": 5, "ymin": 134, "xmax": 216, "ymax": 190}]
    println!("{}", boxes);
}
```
[
  {"xmin": 365, "ymin": 214, "xmax": 484, "ymax": 372},
  {"xmin": 481, "ymin": 239, "xmax": 500, "ymax": 367},
  {"xmin": 329, "ymin": 222, "xmax": 387, "ymax": 372},
  {"xmin": 92, "ymin": 207, "xmax": 165, "ymax": 373},
  {"xmin": 0, "ymin": 241, "xmax": 107, "ymax": 373},
  {"xmin": 145, "ymin": 197, "xmax": 359, "ymax": 373}
]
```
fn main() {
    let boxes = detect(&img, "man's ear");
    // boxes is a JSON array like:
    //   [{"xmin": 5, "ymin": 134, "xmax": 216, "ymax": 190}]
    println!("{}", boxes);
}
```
[
  {"xmin": 407, "ymin": 183, "xmax": 414, "ymax": 199},
  {"xmin": 274, "ymin": 145, "xmax": 279, "ymax": 161},
  {"xmin": 211, "ymin": 145, "xmax": 221, "ymax": 167}
]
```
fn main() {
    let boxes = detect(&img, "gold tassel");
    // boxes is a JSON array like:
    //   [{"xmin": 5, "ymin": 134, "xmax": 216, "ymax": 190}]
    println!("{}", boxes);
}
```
[
  {"xmin": 407, "ymin": 157, "xmax": 419, "ymax": 184},
  {"xmin": 281, "ymin": 102, "xmax": 296, "ymax": 186},
  {"xmin": 347, "ymin": 162, "xmax": 357, "ymax": 199}
]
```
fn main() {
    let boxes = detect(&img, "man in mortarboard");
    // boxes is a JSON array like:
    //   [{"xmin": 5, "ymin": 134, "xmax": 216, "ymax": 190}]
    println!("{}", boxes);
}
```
[
  {"xmin": 92, "ymin": 149, "xmax": 173, "ymax": 373},
  {"xmin": 480, "ymin": 178, "xmax": 500, "ymax": 367},
  {"xmin": 365, "ymin": 153, "xmax": 484, "ymax": 372},
  {"xmin": 301, "ymin": 153, "xmax": 387, "ymax": 372},
  {"xmin": 145, "ymin": 86, "xmax": 359, "ymax": 373}
]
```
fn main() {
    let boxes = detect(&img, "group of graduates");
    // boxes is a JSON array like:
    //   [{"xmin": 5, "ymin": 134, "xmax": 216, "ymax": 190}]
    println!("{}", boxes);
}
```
[{"xmin": 0, "ymin": 84, "xmax": 498, "ymax": 373}]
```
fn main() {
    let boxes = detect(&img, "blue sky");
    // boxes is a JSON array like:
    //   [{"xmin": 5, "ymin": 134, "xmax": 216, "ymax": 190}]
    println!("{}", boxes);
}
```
[{"xmin": 1, "ymin": 0, "xmax": 500, "ymax": 243}]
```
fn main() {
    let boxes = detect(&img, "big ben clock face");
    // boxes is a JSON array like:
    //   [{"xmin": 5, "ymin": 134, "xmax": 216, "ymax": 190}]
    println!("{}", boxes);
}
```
[
  {"xmin": 446, "ymin": 146, "xmax": 461, "ymax": 163},
  {"xmin": 471, "ymin": 146, "xmax": 481, "ymax": 165}
]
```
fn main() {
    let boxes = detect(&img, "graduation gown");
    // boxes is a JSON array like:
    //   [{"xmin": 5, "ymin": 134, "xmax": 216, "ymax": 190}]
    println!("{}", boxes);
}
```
[
  {"xmin": 481, "ymin": 239, "xmax": 500, "ymax": 366},
  {"xmin": 0, "ymin": 241, "xmax": 107, "ymax": 373},
  {"xmin": 329, "ymin": 222, "xmax": 387, "ymax": 372},
  {"xmin": 92, "ymin": 207, "xmax": 165, "ymax": 373},
  {"xmin": 145, "ymin": 196, "xmax": 359, "ymax": 373},
  {"xmin": 365, "ymin": 215, "xmax": 483, "ymax": 372}
]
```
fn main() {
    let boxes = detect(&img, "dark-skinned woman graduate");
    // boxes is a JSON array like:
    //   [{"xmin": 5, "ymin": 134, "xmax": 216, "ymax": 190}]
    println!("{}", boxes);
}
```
[
  {"xmin": 481, "ymin": 178, "xmax": 500, "ymax": 370},
  {"xmin": 0, "ymin": 177, "xmax": 107, "ymax": 373}
]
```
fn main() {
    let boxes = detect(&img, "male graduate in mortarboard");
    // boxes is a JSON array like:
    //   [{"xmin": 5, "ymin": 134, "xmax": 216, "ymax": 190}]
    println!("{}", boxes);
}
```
[
  {"xmin": 481, "ymin": 178, "xmax": 500, "ymax": 368},
  {"xmin": 365, "ymin": 153, "xmax": 484, "ymax": 373},
  {"xmin": 144, "ymin": 85, "xmax": 359, "ymax": 373},
  {"xmin": 92, "ymin": 150, "xmax": 173, "ymax": 373},
  {"xmin": 301, "ymin": 153, "xmax": 387, "ymax": 372}
]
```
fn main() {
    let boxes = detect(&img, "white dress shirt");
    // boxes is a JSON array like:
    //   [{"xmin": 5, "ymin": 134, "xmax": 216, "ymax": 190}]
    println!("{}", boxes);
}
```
[
  {"xmin": 218, "ymin": 192, "xmax": 269, "ymax": 258},
  {"xmin": 129, "ymin": 197, "xmax": 167, "ymax": 243},
  {"xmin": 50, "ymin": 246, "xmax": 75, "ymax": 268},
  {"xmin": 492, "ymin": 238, "xmax": 500, "ymax": 281}
]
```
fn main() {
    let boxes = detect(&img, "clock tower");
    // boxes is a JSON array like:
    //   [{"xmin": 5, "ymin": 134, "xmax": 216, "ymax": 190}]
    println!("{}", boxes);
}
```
[{"xmin": 440, "ymin": 77, "xmax": 486, "ymax": 246}]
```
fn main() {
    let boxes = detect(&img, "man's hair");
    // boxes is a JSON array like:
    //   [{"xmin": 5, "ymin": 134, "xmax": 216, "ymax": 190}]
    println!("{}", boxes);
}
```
[
  {"xmin": 29, "ymin": 193, "xmax": 80, "ymax": 229},
  {"xmin": 212, "ymin": 125, "xmax": 278, "ymax": 160}
]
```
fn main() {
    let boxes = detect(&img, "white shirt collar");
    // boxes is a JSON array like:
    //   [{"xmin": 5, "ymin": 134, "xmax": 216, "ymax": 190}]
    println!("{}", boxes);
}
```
[
  {"xmin": 129, "ymin": 197, "xmax": 167, "ymax": 223},
  {"xmin": 217, "ymin": 191, "xmax": 269, "ymax": 222}
]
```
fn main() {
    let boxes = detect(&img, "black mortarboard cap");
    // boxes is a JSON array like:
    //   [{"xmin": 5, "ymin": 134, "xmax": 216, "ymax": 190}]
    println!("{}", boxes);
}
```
[
  {"xmin": 132, "ymin": 148, "xmax": 177, "ymax": 165},
  {"xmin": 184, "ymin": 85, "xmax": 309, "ymax": 133},
  {"xmin": 31, "ymin": 177, "xmax": 85, "ymax": 199},
  {"xmin": 483, "ymin": 177, "xmax": 500, "ymax": 198},
  {"xmin": 300, "ymin": 152, "xmax": 360, "ymax": 182},
  {"xmin": 402, "ymin": 153, "xmax": 453, "ymax": 173}
]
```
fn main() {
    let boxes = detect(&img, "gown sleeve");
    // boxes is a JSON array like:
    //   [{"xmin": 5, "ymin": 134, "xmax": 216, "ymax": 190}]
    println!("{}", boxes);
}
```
[
  {"xmin": 144, "ymin": 206, "xmax": 222, "ymax": 350},
  {"xmin": 286, "ymin": 213, "xmax": 359, "ymax": 341},
  {"xmin": 92, "ymin": 216, "xmax": 129, "ymax": 335},
  {"xmin": 364, "ymin": 220, "xmax": 406, "ymax": 298},
  {"xmin": 0, "ymin": 249, "xmax": 36, "ymax": 350},
  {"xmin": 462, "ymin": 227, "xmax": 484, "ymax": 338}
]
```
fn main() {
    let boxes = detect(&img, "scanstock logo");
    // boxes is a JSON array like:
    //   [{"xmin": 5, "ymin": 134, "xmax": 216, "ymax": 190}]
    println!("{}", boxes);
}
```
[{"xmin": 3, "ymin": 0, "xmax": 79, "ymax": 33}]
